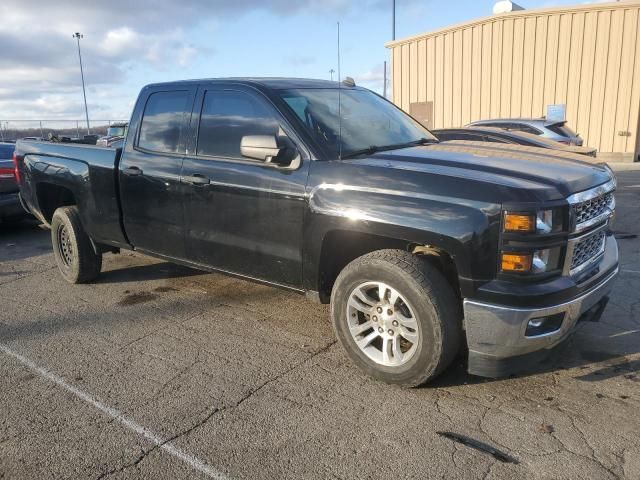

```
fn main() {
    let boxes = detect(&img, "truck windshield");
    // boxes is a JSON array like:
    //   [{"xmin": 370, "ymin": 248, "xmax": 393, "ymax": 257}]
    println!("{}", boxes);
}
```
[
  {"xmin": 279, "ymin": 88, "xmax": 436, "ymax": 159},
  {"xmin": 107, "ymin": 126, "xmax": 126, "ymax": 137}
]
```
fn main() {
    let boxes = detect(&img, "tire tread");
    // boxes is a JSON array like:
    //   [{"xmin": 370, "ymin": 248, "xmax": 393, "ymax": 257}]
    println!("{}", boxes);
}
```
[{"xmin": 51, "ymin": 206, "xmax": 102, "ymax": 284}]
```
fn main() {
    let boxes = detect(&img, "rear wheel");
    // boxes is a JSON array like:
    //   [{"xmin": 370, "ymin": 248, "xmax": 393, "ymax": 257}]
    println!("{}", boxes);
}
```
[
  {"xmin": 51, "ymin": 206, "xmax": 102, "ymax": 284},
  {"xmin": 331, "ymin": 249, "xmax": 461, "ymax": 387}
]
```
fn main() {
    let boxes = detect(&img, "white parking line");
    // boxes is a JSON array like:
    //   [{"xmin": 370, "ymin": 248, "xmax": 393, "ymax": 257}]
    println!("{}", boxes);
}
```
[{"xmin": 0, "ymin": 342, "xmax": 227, "ymax": 480}]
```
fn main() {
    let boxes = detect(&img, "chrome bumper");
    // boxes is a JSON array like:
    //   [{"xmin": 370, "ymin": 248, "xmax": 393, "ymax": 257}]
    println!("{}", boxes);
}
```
[{"xmin": 463, "ymin": 235, "xmax": 618, "ymax": 377}]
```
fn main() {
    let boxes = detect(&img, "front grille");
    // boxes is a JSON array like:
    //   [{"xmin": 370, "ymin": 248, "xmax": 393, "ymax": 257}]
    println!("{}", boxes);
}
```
[
  {"xmin": 571, "ymin": 230, "xmax": 606, "ymax": 273},
  {"xmin": 573, "ymin": 192, "xmax": 614, "ymax": 230}
]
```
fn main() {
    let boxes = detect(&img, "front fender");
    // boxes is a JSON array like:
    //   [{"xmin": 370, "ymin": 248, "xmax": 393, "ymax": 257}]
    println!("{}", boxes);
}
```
[{"xmin": 303, "ymin": 182, "xmax": 501, "ymax": 295}]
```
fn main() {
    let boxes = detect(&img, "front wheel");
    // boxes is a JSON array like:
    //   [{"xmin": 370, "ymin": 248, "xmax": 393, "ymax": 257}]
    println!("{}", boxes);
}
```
[
  {"xmin": 331, "ymin": 250, "xmax": 461, "ymax": 387},
  {"xmin": 51, "ymin": 206, "xmax": 102, "ymax": 284}
]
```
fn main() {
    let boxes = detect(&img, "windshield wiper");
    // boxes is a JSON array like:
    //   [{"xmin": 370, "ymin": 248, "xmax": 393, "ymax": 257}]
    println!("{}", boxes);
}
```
[
  {"xmin": 340, "ymin": 137, "xmax": 437, "ymax": 160},
  {"xmin": 395, "ymin": 137, "xmax": 438, "ymax": 148},
  {"xmin": 341, "ymin": 145, "xmax": 382, "ymax": 159}
]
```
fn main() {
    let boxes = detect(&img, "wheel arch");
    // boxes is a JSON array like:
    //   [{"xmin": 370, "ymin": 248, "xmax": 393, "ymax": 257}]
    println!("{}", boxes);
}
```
[
  {"xmin": 312, "ymin": 228, "xmax": 463, "ymax": 304},
  {"xmin": 36, "ymin": 182, "xmax": 77, "ymax": 225}
]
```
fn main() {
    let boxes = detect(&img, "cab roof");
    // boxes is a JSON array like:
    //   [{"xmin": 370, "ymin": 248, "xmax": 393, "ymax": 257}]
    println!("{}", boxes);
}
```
[{"xmin": 143, "ymin": 77, "xmax": 354, "ymax": 91}]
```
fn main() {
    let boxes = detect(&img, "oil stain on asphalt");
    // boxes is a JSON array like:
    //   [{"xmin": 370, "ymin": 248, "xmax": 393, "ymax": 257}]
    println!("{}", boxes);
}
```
[{"xmin": 118, "ymin": 291, "xmax": 159, "ymax": 306}]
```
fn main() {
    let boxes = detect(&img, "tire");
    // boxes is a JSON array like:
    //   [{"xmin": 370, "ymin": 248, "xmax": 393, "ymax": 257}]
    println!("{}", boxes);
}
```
[
  {"xmin": 51, "ymin": 206, "xmax": 102, "ymax": 284},
  {"xmin": 331, "ymin": 249, "xmax": 461, "ymax": 387}
]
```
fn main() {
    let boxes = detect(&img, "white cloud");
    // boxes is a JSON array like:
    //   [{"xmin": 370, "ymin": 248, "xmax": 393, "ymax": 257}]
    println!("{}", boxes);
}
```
[
  {"xmin": 0, "ymin": 0, "xmax": 415, "ymax": 120},
  {"xmin": 354, "ymin": 63, "xmax": 389, "ymax": 94},
  {"xmin": 99, "ymin": 28, "xmax": 140, "ymax": 57}
]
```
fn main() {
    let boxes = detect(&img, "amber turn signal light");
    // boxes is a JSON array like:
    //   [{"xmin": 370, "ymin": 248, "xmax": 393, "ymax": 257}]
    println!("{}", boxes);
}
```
[
  {"xmin": 501, "ymin": 253, "xmax": 532, "ymax": 272},
  {"xmin": 503, "ymin": 213, "xmax": 535, "ymax": 232}
]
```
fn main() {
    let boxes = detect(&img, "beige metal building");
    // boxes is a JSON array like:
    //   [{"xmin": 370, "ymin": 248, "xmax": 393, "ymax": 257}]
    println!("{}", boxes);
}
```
[{"xmin": 386, "ymin": 1, "xmax": 640, "ymax": 162}]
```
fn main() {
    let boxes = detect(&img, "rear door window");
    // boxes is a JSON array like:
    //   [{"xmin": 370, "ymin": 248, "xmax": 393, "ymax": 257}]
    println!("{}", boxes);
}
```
[{"xmin": 137, "ymin": 90, "xmax": 191, "ymax": 154}]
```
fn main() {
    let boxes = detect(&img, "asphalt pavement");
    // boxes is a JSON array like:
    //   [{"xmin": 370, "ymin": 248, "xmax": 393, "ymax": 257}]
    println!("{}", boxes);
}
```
[{"xmin": 1, "ymin": 170, "xmax": 639, "ymax": 479}]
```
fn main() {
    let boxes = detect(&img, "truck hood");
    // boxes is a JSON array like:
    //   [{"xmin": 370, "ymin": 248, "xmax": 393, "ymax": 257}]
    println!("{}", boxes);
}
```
[{"xmin": 348, "ymin": 142, "xmax": 611, "ymax": 200}]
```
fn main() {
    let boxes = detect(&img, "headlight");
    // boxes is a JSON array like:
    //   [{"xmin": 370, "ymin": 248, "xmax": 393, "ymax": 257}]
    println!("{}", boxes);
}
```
[
  {"xmin": 501, "ymin": 247, "xmax": 562, "ymax": 274},
  {"xmin": 536, "ymin": 210, "xmax": 553, "ymax": 234},
  {"xmin": 503, "ymin": 209, "xmax": 561, "ymax": 234}
]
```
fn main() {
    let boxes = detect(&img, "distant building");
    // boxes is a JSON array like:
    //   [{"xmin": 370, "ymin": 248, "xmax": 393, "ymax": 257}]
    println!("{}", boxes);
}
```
[{"xmin": 386, "ymin": 1, "xmax": 640, "ymax": 162}]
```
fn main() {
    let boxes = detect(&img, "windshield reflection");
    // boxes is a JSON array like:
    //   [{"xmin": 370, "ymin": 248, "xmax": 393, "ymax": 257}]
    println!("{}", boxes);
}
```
[{"xmin": 279, "ymin": 88, "xmax": 436, "ymax": 158}]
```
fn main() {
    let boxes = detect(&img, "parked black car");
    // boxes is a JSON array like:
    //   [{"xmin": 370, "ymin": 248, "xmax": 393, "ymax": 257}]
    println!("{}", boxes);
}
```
[
  {"xmin": 0, "ymin": 142, "xmax": 29, "ymax": 224},
  {"xmin": 14, "ymin": 78, "xmax": 618, "ymax": 386},
  {"xmin": 434, "ymin": 127, "xmax": 597, "ymax": 157}
]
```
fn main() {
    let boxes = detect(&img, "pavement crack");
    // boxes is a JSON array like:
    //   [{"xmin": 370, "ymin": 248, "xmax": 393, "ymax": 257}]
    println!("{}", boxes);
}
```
[
  {"xmin": 562, "ymin": 412, "xmax": 619, "ymax": 478},
  {"xmin": 95, "ymin": 406, "xmax": 221, "ymax": 480},
  {"xmin": 228, "ymin": 339, "xmax": 338, "ymax": 412},
  {"xmin": 96, "ymin": 337, "xmax": 338, "ymax": 479}
]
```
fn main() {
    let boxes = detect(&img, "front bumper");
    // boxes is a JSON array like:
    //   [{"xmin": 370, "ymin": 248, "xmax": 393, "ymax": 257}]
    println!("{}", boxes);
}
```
[
  {"xmin": 463, "ymin": 235, "xmax": 618, "ymax": 378},
  {"xmin": 0, "ymin": 192, "xmax": 27, "ymax": 220}
]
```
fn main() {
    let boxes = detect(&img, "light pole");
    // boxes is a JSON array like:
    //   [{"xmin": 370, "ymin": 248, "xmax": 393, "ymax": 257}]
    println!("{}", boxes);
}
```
[
  {"xmin": 392, "ymin": 0, "xmax": 396, "ymax": 41},
  {"xmin": 73, "ymin": 32, "xmax": 90, "ymax": 135},
  {"xmin": 329, "ymin": 69, "xmax": 335, "ymax": 81}
]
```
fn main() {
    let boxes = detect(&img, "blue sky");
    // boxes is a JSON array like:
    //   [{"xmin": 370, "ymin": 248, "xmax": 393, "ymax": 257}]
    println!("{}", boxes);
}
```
[{"xmin": 0, "ymin": 0, "xmax": 603, "ymax": 122}]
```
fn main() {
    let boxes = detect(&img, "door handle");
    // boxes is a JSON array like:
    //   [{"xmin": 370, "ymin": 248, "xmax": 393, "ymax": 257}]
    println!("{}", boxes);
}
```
[
  {"xmin": 182, "ymin": 173, "xmax": 210, "ymax": 186},
  {"xmin": 123, "ymin": 166, "xmax": 143, "ymax": 176}
]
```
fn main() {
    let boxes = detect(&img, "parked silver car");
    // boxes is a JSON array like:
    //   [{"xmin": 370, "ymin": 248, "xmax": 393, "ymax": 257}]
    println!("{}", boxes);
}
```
[{"xmin": 466, "ymin": 118, "xmax": 583, "ymax": 146}]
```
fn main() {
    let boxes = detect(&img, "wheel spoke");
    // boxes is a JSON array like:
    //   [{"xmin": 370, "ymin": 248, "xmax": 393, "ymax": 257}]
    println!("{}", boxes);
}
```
[
  {"xmin": 353, "ymin": 288, "xmax": 377, "ymax": 308},
  {"xmin": 377, "ymin": 283, "xmax": 387, "ymax": 302},
  {"xmin": 348, "ymin": 296, "xmax": 371, "ymax": 313},
  {"xmin": 349, "ymin": 321, "xmax": 373, "ymax": 336},
  {"xmin": 395, "ymin": 312, "xmax": 418, "ymax": 330},
  {"xmin": 388, "ymin": 288, "xmax": 399, "ymax": 307},
  {"xmin": 356, "ymin": 330, "xmax": 378, "ymax": 348},
  {"xmin": 381, "ymin": 337, "xmax": 392, "ymax": 364},
  {"xmin": 398, "ymin": 326, "xmax": 419, "ymax": 344},
  {"xmin": 392, "ymin": 336, "xmax": 404, "ymax": 362}
]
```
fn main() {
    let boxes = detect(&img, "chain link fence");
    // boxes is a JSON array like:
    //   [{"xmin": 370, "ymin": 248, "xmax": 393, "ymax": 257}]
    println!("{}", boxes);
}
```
[{"xmin": 0, "ymin": 120, "xmax": 128, "ymax": 142}]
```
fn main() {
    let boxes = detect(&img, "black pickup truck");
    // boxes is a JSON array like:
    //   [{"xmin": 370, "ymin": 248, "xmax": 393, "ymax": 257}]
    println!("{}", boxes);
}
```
[{"xmin": 14, "ymin": 78, "xmax": 618, "ymax": 386}]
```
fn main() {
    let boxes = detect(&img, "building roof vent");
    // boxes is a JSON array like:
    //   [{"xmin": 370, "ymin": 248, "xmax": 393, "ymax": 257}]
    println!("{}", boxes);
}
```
[{"xmin": 493, "ymin": 1, "xmax": 524, "ymax": 14}]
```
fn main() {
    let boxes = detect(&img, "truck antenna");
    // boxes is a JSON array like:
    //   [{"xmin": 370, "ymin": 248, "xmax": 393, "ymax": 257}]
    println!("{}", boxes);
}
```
[{"xmin": 337, "ymin": 21, "xmax": 343, "ymax": 160}]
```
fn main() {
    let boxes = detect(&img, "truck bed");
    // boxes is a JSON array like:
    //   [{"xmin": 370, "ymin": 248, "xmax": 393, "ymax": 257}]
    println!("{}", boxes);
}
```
[{"xmin": 15, "ymin": 140, "xmax": 129, "ymax": 248}]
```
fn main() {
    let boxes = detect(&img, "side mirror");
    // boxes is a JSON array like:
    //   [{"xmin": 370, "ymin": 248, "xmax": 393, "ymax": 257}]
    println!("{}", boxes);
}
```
[{"xmin": 240, "ymin": 135, "xmax": 283, "ymax": 163}]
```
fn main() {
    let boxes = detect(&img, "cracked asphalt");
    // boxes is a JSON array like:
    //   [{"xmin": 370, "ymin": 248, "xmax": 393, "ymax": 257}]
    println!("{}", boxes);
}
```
[{"xmin": 1, "ymin": 170, "xmax": 639, "ymax": 480}]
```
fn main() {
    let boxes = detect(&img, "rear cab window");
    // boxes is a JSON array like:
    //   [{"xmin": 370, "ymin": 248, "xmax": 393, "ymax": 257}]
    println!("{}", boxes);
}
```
[{"xmin": 137, "ymin": 90, "xmax": 191, "ymax": 154}]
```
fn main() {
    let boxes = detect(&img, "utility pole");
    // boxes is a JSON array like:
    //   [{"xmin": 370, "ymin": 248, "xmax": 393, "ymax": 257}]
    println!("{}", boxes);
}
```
[
  {"xmin": 73, "ymin": 32, "xmax": 90, "ymax": 135},
  {"xmin": 392, "ymin": 0, "xmax": 396, "ymax": 40},
  {"xmin": 383, "ymin": 61, "xmax": 387, "ymax": 98},
  {"xmin": 329, "ymin": 69, "xmax": 335, "ymax": 81}
]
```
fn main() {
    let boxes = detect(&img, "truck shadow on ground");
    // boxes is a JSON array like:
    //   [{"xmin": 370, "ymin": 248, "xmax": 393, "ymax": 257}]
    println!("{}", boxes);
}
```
[
  {"xmin": 0, "ymin": 220, "xmax": 51, "ymax": 262},
  {"xmin": 431, "ymin": 328, "xmax": 640, "ymax": 388},
  {"xmin": 2, "ymin": 268, "xmax": 638, "ymax": 389},
  {"xmin": 95, "ymin": 261, "xmax": 205, "ymax": 284}
]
